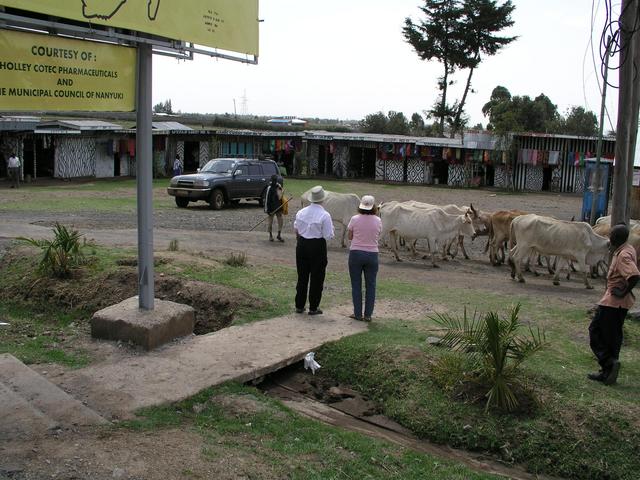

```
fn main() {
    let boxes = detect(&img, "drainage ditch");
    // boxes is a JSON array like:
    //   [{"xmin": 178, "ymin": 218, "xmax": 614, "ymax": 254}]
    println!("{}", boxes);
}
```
[{"xmin": 258, "ymin": 363, "xmax": 560, "ymax": 480}]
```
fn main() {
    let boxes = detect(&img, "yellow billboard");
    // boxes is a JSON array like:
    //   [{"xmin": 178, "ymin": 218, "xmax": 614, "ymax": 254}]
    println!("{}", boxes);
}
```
[
  {"xmin": 0, "ymin": 29, "xmax": 135, "ymax": 111},
  {"xmin": 0, "ymin": 0, "xmax": 259, "ymax": 56}
]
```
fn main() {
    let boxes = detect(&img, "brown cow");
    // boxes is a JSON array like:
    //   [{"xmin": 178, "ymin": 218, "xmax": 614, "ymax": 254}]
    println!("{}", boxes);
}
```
[{"xmin": 486, "ymin": 209, "xmax": 528, "ymax": 265}]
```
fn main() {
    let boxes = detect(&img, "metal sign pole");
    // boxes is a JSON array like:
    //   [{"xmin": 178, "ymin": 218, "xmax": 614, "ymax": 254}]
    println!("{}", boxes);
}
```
[{"xmin": 136, "ymin": 43, "xmax": 154, "ymax": 310}]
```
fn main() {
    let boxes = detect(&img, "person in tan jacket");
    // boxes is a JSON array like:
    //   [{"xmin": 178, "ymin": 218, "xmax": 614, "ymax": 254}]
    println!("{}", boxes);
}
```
[{"xmin": 588, "ymin": 223, "xmax": 640, "ymax": 385}]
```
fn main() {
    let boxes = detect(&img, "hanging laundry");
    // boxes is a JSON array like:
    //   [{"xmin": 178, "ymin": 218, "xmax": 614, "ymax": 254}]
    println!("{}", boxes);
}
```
[
  {"xmin": 442, "ymin": 148, "xmax": 449, "ymax": 160},
  {"xmin": 128, "ymin": 138, "xmax": 136, "ymax": 157},
  {"xmin": 549, "ymin": 151, "xmax": 560, "ymax": 165},
  {"xmin": 483, "ymin": 150, "xmax": 490, "ymax": 163},
  {"xmin": 329, "ymin": 142, "xmax": 335, "ymax": 154},
  {"xmin": 455, "ymin": 148, "xmax": 461, "ymax": 161},
  {"xmin": 406, "ymin": 144, "xmax": 412, "ymax": 157},
  {"xmin": 532, "ymin": 150, "xmax": 538, "ymax": 166},
  {"xmin": 269, "ymin": 139, "xmax": 276, "ymax": 152}
]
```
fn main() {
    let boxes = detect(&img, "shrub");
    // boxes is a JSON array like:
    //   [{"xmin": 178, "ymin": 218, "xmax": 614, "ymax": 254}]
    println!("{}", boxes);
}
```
[
  {"xmin": 168, "ymin": 239, "xmax": 179, "ymax": 251},
  {"xmin": 430, "ymin": 304, "xmax": 545, "ymax": 412},
  {"xmin": 19, "ymin": 223, "xmax": 85, "ymax": 278},
  {"xmin": 224, "ymin": 251, "xmax": 247, "ymax": 267}
]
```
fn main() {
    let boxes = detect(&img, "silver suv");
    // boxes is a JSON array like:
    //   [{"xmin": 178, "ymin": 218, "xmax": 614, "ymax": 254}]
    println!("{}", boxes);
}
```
[{"xmin": 167, "ymin": 158, "xmax": 281, "ymax": 209}]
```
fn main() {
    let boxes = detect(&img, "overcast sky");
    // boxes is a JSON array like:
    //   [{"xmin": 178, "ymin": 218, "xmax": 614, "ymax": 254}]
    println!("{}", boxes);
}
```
[{"xmin": 152, "ymin": 0, "xmax": 618, "ymax": 130}]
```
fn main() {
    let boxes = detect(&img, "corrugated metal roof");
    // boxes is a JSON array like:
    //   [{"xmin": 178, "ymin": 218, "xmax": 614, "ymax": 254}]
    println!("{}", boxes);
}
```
[
  {"xmin": 215, "ymin": 129, "xmax": 303, "ymax": 138},
  {"xmin": 151, "ymin": 121, "xmax": 193, "ymax": 131},
  {"xmin": 36, "ymin": 120, "xmax": 122, "ymax": 131},
  {"xmin": 304, "ymin": 130, "xmax": 463, "ymax": 147}
]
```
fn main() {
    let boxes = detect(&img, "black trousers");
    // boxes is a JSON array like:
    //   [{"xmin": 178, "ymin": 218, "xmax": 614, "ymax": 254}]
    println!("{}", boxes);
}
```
[
  {"xmin": 295, "ymin": 237, "xmax": 327, "ymax": 311},
  {"xmin": 589, "ymin": 305, "xmax": 627, "ymax": 369}
]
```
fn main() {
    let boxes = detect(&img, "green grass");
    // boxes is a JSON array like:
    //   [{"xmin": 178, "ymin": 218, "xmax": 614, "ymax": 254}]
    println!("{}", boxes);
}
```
[
  {"xmin": 317, "ymin": 281, "xmax": 640, "ymax": 480},
  {"xmin": 0, "ymin": 302, "xmax": 89, "ymax": 368},
  {"xmin": 121, "ymin": 382, "xmax": 500, "ymax": 479}
]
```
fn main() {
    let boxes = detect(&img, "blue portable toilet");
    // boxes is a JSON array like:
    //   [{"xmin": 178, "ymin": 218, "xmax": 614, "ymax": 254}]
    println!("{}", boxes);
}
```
[{"xmin": 581, "ymin": 158, "xmax": 612, "ymax": 222}]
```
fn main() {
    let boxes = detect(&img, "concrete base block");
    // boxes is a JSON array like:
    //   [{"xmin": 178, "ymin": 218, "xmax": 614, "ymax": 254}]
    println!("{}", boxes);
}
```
[{"xmin": 91, "ymin": 296, "xmax": 195, "ymax": 350}]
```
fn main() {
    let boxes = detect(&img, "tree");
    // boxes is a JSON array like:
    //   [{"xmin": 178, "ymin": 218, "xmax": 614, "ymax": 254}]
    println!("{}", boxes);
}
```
[
  {"xmin": 561, "ymin": 106, "xmax": 598, "ymax": 136},
  {"xmin": 153, "ymin": 99, "xmax": 173, "ymax": 114},
  {"xmin": 360, "ymin": 111, "xmax": 388, "ymax": 133},
  {"xmin": 482, "ymin": 86, "xmax": 559, "ymax": 134},
  {"xmin": 410, "ymin": 112, "xmax": 426, "ymax": 135},
  {"xmin": 451, "ymin": 0, "xmax": 516, "ymax": 136},
  {"xmin": 404, "ymin": 0, "xmax": 516, "ymax": 137},
  {"xmin": 386, "ymin": 111, "xmax": 410, "ymax": 135},
  {"xmin": 404, "ymin": 0, "xmax": 466, "ymax": 137},
  {"xmin": 481, "ymin": 85, "xmax": 511, "ymax": 120}
]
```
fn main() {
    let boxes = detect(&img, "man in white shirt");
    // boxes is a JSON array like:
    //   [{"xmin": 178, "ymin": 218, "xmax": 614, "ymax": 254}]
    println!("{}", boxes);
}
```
[
  {"xmin": 294, "ymin": 185, "xmax": 335, "ymax": 315},
  {"xmin": 7, "ymin": 153, "xmax": 20, "ymax": 189}
]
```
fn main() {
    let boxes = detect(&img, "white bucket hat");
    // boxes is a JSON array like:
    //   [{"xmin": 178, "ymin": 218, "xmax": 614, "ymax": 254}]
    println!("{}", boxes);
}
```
[
  {"xmin": 306, "ymin": 185, "xmax": 327, "ymax": 203},
  {"xmin": 359, "ymin": 195, "xmax": 375, "ymax": 211}
]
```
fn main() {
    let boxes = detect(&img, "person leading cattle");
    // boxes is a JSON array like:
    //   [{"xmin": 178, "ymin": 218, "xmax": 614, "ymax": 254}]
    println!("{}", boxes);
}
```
[
  {"xmin": 265, "ymin": 174, "xmax": 284, "ymax": 242},
  {"xmin": 294, "ymin": 185, "xmax": 334, "ymax": 315},
  {"xmin": 588, "ymin": 223, "xmax": 640, "ymax": 385}
]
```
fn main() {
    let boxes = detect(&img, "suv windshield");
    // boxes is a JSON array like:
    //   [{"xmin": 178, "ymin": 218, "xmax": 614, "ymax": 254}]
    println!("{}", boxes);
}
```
[{"xmin": 201, "ymin": 159, "xmax": 236, "ymax": 174}]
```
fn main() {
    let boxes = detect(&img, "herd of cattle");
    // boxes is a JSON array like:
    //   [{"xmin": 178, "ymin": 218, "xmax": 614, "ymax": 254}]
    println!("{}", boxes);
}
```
[{"xmin": 301, "ymin": 188, "xmax": 640, "ymax": 290}]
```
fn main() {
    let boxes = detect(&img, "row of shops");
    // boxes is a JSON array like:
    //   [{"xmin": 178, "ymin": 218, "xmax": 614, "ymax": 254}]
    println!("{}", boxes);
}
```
[{"xmin": 0, "ymin": 116, "xmax": 617, "ymax": 193}]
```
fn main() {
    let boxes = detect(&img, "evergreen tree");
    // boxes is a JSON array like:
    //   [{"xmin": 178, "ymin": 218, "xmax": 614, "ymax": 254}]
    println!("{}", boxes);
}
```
[
  {"xmin": 360, "ymin": 111, "xmax": 388, "ymax": 133},
  {"xmin": 561, "ymin": 106, "xmax": 598, "ymax": 136},
  {"xmin": 404, "ymin": 0, "xmax": 515, "ymax": 137},
  {"xmin": 403, "ymin": 0, "xmax": 466, "ymax": 137},
  {"xmin": 387, "ymin": 111, "xmax": 410, "ymax": 135},
  {"xmin": 452, "ymin": 0, "xmax": 516, "ymax": 135}
]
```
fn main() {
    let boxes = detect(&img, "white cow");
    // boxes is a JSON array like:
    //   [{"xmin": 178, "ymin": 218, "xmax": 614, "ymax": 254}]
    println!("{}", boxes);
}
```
[
  {"xmin": 397, "ymin": 200, "xmax": 489, "ymax": 258},
  {"xmin": 301, "ymin": 188, "xmax": 360, "ymax": 247},
  {"xmin": 595, "ymin": 215, "xmax": 640, "ymax": 231},
  {"xmin": 509, "ymin": 214, "xmax": 609, "ymax": 289},
  {"xmin": 380, "ymin": 203, "xmax": 475, "ymax": 267}
]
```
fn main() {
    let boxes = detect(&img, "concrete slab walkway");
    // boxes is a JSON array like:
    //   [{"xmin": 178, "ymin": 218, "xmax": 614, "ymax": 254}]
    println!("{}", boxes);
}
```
[{"xmin": 58, "ymin": 312, "xmax": 367, "ymax": 419}]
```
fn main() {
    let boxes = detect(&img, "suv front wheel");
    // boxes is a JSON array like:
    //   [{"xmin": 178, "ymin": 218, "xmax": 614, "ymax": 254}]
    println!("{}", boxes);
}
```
[
  {"xmin": 258, "ymin": 187, "xmax": 267, "ymax": 208},
  {"xmin": 210, "ymin": 188, "xmax": 225, "ymax": 210},
  {"xmin": 175, "ymin": 197, "xmax": 189, "ymax": 208}
]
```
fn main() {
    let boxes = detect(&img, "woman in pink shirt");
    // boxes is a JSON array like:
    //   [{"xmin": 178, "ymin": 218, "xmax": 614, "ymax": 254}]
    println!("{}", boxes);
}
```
[{"xmin": 347, "ymin": 195, "xmax": 382, "ymax": 322}]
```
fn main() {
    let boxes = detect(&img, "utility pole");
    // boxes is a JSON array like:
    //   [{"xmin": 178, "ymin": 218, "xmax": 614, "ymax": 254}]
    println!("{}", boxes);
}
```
[
  {"xmin": 611, "ymin": 0, "xmax": 640, "ymax": 226},
  {"xmin": 589, "ymin": 36, "xmax": 612, "ymax": 225}
]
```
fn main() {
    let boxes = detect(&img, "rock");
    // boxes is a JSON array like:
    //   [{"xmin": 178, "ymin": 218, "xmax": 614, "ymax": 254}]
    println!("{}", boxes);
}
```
[
  {"xmin": 192, "ymin": 403, "xmax": 206, "ymax": 414},
  {"xmin": 426, "ymin": 336, "xmax": 442, "ymax": 346},
  {"xmin": 112, "ymin": 467, "xmax": 126, "ymax": 479}
]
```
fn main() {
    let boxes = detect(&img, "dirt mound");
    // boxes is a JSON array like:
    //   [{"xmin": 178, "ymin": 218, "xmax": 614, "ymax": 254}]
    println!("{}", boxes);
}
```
[{"xmin": 1, "ymin": 249, "xmax": 265, "ymax": 335}]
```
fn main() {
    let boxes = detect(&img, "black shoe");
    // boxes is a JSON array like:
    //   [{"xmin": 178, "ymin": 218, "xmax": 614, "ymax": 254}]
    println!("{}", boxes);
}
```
[
  {"xmin": 363, "ymin": 316, "xmax": 372, "ymax": 322},
  {"xmin": 604, "ymin": 361, "xmax": 620, "ymax": 385},
  {"xmin": 295, "ymin": 308, "xmax": 305, "ymax": 314},
  {"xmin": 277, "ymin": 236, "xmax": 284, "ymax": 243},
  {"xmin": 587, "ymin": 370, "xmax": 606, "ymax": 382},
  {"xmin": 308, "ymin": 309, "xmax": 323, "ymax": 316},
  {"xmin": 269, "ymin": 235, "xmax": 274, "ymax": 242},
  {"xmin": 349, "ymin": 314, "xmax": 362, "ymax": 321}
]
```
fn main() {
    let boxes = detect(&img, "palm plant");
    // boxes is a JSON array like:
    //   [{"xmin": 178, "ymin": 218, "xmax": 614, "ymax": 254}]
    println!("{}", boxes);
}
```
[
  {"xmin": 430, "ymin": 304, "xmax": 545, "ymax": 412},
  {"xmin": 19, "ymin": 223, "xmax": 85, "ymax": 278}
]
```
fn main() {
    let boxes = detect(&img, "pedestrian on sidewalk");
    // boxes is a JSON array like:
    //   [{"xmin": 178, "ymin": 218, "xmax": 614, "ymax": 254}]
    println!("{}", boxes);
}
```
[
  {"xmin": 588, "ymin": 223, "xmax": 640, "ymax": 385},
  {"xmin": 265, "ymin": 174, "xmax": 284, "ymax": 242},
  {"xmin": 173, "ymin": 154, "xmax": 182, "ymax": 177},
  {"xmin": 347, "ymin": 195, "xmax": 382, "ymax": 322},
  {"xmin": 7, "ymin": 153, "xmax": 20, "ymax": 189},
  {"xmin": 294, "ymin": 185, "xmax": 334, "ymax": 316}
]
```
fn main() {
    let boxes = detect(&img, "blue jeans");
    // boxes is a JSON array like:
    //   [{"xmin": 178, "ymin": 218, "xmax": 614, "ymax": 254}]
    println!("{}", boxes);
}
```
[{"xmin": 348, "ymin": 250, "xmax": 379, "ymax": 318}]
